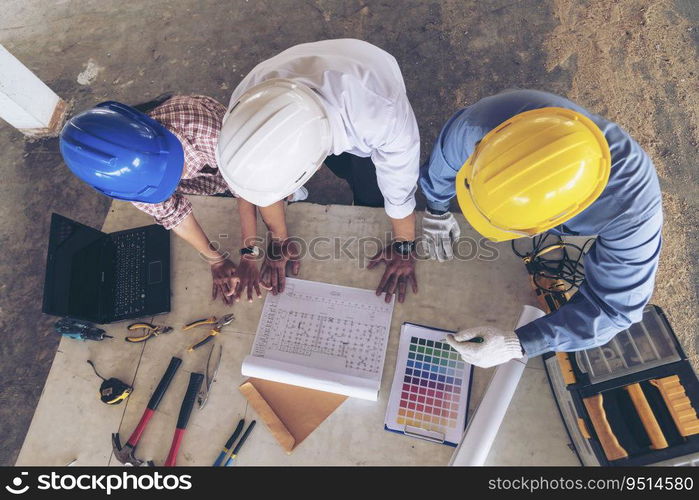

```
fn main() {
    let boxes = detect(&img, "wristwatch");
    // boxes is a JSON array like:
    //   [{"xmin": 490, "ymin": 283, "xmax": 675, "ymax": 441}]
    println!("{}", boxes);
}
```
[
  {"xmin": 392, "ymin": 240, "xmax": 416, "ymax": 255},
  {"xmin": 426, "ymin": 207, "xmax": 448, "ymax": 216},
  {"xmin": 240, "ymin": 245, "xmax": 261, "ymax": 257}
]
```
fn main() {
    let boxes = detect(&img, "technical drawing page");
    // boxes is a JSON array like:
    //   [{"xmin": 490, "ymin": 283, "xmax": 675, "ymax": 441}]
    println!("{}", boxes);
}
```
[{"xmin": 250, "ymin": 278, "xmax": 395, "ymax": 382}]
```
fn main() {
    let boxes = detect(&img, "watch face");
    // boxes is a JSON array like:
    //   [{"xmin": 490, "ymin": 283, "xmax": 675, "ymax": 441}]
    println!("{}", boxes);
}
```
[
  {"xmin": 241, "ymin": 245, "xmax": 260, "ymax": 257},
  {"xmin": 393, "ymin": 241, "xmax": 415, "ymax": 255}
]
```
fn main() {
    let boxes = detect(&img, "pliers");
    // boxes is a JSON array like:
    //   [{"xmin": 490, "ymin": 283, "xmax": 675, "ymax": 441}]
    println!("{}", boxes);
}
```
[
  {"xmin": 198, "ymin": 343, "xmax": 222, "ymax": 409},
  {"xmin": 125, "ymin": 322, "xmax": 173, "ymax": 343},
  {"xmin": 183, "ymin": 314, "xmax": 235, "ymax": 351}
]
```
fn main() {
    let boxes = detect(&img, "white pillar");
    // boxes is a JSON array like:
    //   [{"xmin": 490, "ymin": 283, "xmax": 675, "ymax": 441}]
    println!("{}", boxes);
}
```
[{"xmin": 0, "ymin": 44, "xmax": 68, "ymax": 137}]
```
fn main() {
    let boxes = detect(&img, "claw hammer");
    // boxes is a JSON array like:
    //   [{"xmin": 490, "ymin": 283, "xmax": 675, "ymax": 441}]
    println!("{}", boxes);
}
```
[{"xmin": 112, "ymin": 357, "xmax": 182, "ymax": 466}]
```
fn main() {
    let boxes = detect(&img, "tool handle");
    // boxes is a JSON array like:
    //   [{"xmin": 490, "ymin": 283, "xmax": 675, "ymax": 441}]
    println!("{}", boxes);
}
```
[
  {"xmin": 231, "ymin": 420, "xmax": 256, "ymax": 455},
  {"xmin": 127, "ymin": 322, "xmax": 156, "ymax": 330},
  {"xmin": 125, "ymin": 333, "xmax": 151, "ymax": 343},
  {"xmin": 184, "ymin": 317, "xmax": 214, "ymax": 330},
  {"xmin": 164, "ymin": 428, "xmax": 186, "ymax": 467},
  {"xmin": 214, "ymin": 419, "xmax": 245, "ymax": 466},
  {"xmin": 213, "ymin": 450, "xmax": 227, "ymax": 467},
  {"xmin": 225, "ymin": 420, "xmax": 246, "ymax": 449},
  {"xmin": 176, "ymin": 372, "xmax": 205, "ymax": 430},
  {"xmin": 189, "ymin": 334, "xmax": 215, "ymax": 352},
  {"xmin": 146, "ymin": 357, "xmax": 182, "ymax": 411},
  {"xmin": 126, "ymin": 408, "xmax": 155, "ymax": 447},
  {"xmin": 164, "ymin": 372, "xmax": 204, "ymax": 467},
  {"xmin": 625, "ymin": 383, "xmax": 668, "ymax": 450},
  {"xmin": 583, "ymin": 394, "xmax": 628, "ymax": 461}
]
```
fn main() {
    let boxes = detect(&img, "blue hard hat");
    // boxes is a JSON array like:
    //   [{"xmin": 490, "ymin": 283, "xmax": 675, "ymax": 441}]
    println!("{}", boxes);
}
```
[{"xmin": 59, "ymin": 101, "xmax": 184, "ymax": 203}]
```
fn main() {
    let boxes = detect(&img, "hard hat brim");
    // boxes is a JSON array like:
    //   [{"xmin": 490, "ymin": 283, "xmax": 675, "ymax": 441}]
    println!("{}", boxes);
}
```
[
  {"xmin": 144, "ymin": 127, "xmax": 185, "ymax": 203},
  {"xmin": 455, "ymin": 163, "xmax": 520, "ymax": 242}
]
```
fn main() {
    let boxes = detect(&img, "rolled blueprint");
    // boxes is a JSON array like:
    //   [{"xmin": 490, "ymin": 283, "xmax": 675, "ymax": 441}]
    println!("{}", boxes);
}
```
[{"xmin": 449, "ymin": 305, "xmax": 546, "ymax": 466}]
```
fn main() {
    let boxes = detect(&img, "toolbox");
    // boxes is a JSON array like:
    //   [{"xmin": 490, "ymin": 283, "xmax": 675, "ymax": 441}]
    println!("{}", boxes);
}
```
[
  {"xmin": 514, "ymin": 234, "xmax": 699, "ymax": 466},
  {"xmin": 544, "ymin": 305, "xmax": 699, "ymax": 466}
]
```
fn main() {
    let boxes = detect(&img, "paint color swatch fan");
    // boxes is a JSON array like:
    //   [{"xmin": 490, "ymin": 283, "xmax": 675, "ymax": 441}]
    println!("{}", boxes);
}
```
[{"xmin": 384, "ymin": 323, "xmax": 473, "ymax": 446}]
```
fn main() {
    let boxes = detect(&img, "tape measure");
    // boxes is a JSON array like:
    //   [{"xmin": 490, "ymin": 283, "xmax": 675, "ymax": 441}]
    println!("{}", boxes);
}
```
[{"xmin": 87, "ymin": 361, "xmax": 132, "ymax": 405}]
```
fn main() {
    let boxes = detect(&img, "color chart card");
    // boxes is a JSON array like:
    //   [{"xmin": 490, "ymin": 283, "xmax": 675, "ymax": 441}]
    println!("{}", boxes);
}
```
[{"xmin": 384, "ymin": 323, "xmax": 472, "ymax": 446}]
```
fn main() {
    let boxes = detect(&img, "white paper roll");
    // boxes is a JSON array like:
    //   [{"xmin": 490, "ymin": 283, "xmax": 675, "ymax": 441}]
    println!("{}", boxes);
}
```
[
  {"xmin": 449, "ymin": 305, "xmax": 546, "ymax": 466},
  {"xmin": 241, "ymin": 355, "xmax": 380, "ymax": 401}
]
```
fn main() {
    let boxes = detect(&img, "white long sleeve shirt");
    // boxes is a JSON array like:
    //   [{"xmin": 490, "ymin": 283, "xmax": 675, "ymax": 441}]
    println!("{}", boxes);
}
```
[{"xmin": 229, "ymin": 39, "xmax": 420, "ymax": 219}]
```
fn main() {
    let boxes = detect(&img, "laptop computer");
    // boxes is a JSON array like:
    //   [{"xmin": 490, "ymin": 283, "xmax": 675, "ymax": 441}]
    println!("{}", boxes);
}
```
[{"xmin": 42, "ymin": 213, "xmax": 171, "ymax": 323}]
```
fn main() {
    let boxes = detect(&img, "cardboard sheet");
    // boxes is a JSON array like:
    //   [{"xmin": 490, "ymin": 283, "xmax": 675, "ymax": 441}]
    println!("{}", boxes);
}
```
[{"xmin": 239, "ymin": 378, "xmax": 347, "ymax": 453}]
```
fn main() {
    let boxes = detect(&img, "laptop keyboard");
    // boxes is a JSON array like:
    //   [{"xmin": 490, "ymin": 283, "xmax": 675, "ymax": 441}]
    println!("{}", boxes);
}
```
[{"xmin": 112, "ymin": 231, "xmax": 147, "ymax": 318}]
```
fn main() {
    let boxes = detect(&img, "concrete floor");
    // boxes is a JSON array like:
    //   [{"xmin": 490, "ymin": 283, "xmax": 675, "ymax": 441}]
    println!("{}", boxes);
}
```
[{"xmin": 0, "ymin": 0, "xmax": 697, "ymax": 465}]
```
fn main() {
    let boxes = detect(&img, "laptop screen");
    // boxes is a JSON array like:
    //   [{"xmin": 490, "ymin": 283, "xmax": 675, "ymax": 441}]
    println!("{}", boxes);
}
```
[{"xmin": 42, "ymin": 214, "xmax": 105, "ymax": 322}]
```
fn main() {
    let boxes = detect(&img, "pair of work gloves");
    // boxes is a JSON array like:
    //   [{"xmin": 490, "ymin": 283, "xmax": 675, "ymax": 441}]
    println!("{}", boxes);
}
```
[{"xmin": 423, "ymin": 209, "xmax": 525, "ymax": 369}]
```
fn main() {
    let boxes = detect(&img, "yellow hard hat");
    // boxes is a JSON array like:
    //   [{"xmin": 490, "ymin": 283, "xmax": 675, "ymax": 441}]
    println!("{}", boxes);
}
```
[{"xmin": 455, "ymin": 107, "xmax": 611, "ymax": 242}]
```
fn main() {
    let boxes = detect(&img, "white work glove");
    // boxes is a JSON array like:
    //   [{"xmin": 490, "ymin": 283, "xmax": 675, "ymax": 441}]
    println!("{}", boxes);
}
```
[
  {"xmin": 445, "ymin": 326, "xmax": 524, "ymax": 368},
  {"xmin": 422, "ymin": 209, "xmax": 461, "ymax": 262}
]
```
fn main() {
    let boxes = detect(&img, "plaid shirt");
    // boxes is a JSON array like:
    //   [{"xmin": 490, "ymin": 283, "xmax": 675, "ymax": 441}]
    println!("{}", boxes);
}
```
[{"xmin": 132, "ymin": 95, "xmax": 230, "ymax": 229}]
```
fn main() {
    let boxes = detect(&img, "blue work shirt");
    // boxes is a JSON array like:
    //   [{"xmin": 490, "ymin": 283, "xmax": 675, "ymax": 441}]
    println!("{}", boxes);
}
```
[{"xmin": 420, "ymin": 89, "xmax": 663, "ymax": 356}]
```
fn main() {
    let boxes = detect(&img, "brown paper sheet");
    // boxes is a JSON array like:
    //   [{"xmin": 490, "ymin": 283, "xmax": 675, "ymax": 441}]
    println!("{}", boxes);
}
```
[{"xmin": 239, "ymin": 378, "xmax": 347, "ymax": 453}]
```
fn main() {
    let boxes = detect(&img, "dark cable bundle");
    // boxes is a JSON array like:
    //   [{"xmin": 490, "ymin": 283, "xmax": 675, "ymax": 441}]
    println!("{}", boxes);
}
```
[{"xmin": 511, "ymin": 233, "xmax": 595, "ymax": 298}]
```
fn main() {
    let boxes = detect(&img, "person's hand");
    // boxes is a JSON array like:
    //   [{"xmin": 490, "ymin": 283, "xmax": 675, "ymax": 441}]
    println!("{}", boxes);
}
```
[
  {"xmin": 260, "ymin": 239, "xmax": 301, "ymax": 295},
  {"xmin": 422, "ymin": 209, "xmax": 461, "ymax": 262},
  {"xmin": 210, "ymin": 258, "xmax": 239, "ymax": 306},
  {"xmin": 445, "ymin": 326, "xmax": 524, "ymax": 368},
  {"xmin": 233, "ymin": 254, "xmax": 265, "ymax": 302},
  {"xmin": 368, "ymin": 244, "xmax": 418, "ymax": 303}
]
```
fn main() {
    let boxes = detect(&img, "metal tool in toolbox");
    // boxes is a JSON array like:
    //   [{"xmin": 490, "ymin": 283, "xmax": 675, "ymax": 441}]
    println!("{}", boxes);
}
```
[
  {"xmin": 112, "ymin": 357, "xmax": 182, "ymax": 466},
  {"xmin": 183, "ymin": 314, "xmax": 235, "ymax": 351},
  {"xmin": 125, "ymin": 321, "xmax": 174, "ymax": 343}
]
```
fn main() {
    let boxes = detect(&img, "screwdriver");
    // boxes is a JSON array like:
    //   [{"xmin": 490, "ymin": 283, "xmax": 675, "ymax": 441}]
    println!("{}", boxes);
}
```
[
  {"xmin": 224, "ymin": 420, "xmax": 257, "ymax": 466},
  {"xmin": 213, "ymin": 419, "xmax": 245, "ymax": 467}
]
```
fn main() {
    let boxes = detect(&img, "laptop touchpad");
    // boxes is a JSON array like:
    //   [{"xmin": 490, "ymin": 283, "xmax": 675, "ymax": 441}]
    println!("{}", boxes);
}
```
[{"xmin": 148, "ymin": 261, "xmax": 163, "ymax": 284}]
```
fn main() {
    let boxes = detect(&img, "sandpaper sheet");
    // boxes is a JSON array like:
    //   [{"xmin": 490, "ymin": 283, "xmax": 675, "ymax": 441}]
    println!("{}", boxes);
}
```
[{"xmin": 239, "ymin": 378, "xmax": 347, "ymax": 453}]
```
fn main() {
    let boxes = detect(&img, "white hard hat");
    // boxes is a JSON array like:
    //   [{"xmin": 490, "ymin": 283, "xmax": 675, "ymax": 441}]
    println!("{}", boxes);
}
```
[{"xmin": 217, "ymin": 79, "xmax": 332, "ymax": 207}]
